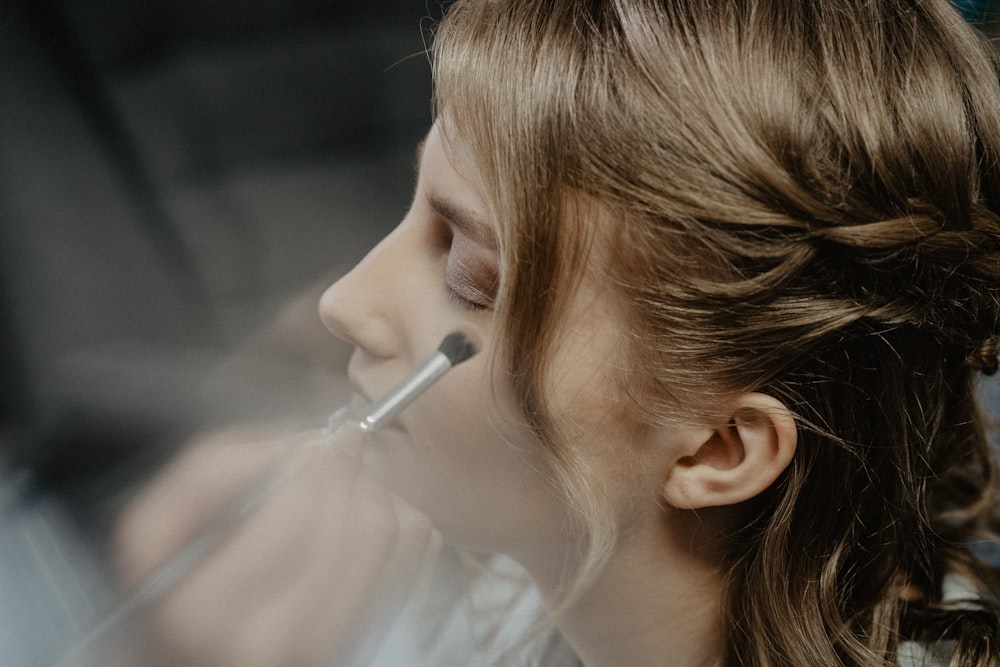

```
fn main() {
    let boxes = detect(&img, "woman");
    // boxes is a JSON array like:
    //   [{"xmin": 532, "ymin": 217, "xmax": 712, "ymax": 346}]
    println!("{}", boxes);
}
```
[
  {"xmin": 118, "ymin": 0, "xmax": 1000, "ymax": 665},
  {"xmin": 325, "ymin": 0, "xmax": 1000, "ymax": 662}
]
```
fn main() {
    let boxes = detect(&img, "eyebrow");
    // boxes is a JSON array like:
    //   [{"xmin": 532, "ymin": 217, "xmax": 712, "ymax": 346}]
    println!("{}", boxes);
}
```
[{"xmin": 427, "ymin": 193, "xmax": 497, "ymax": 250}]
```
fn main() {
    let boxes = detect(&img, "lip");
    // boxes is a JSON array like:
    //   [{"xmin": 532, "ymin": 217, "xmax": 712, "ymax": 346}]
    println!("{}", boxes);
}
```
[{"xmin": 346, "ymin": 371, "xmax": 378, "ymax": 420}]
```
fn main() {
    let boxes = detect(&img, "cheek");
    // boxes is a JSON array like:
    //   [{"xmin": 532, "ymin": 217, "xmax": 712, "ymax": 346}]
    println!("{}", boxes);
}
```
[
  {"xmin": 545, "ymin": 298, "xmax": 631, "ymax": 437},
  {"xmin": 546, "ymin": 364, "xmax": 638, "ymax": 492},
  {"xmin": 541, "ymin": 296, "xmax": 653, "ymax": 507},
  {"xmin": 364, "ymin": 359, "xmax": 572, "ymax": 556}
]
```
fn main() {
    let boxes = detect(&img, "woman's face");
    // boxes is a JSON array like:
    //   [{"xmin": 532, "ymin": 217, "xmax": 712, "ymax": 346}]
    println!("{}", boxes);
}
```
[{"xmin": 319, "ymin": 123, "xmax": 645, "ymax": 562}]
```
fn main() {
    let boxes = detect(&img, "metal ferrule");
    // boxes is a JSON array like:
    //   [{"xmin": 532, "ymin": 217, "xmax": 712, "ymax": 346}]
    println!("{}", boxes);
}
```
[{"xmin": 359, "ymin": 352, "xmax": 452, "ymax": 433}]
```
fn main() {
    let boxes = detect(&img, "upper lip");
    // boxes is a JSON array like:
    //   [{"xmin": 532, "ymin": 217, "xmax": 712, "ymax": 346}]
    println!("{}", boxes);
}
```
[{"xmin": 347, "ymin": 366, "xmax": 373, "ymax": 404}]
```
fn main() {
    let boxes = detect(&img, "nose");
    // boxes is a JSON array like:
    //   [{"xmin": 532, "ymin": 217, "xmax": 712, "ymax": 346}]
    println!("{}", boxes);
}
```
[{"xmin": 319, "ymin": 220, "xmax": 418, "ymax": 359}]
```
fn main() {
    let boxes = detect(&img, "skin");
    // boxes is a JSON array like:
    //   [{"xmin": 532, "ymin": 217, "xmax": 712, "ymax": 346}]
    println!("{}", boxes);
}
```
[
  {"xmin": 115, "ymin": 121, "xmax": 797, "ymax": 666},
  {"xmin": 320, "ymin": 122, "xmax": 733, "ymax": 665},
  {"xmin": 320, "ymin": 122, "xmax": 586, "ymax": 563},
  {"xmin": 113, "ymin": 425, "xmax": 441, "ymax": 667}
]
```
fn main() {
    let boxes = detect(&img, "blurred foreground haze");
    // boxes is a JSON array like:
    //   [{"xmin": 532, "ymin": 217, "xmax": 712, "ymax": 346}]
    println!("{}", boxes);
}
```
[
  {"xmin": 0, "ymin": 0, "xmax": 433, "ymax": 515},
  {"xmin": 0, "ymin": 4, "xmax": 432, "ymax": 661}
]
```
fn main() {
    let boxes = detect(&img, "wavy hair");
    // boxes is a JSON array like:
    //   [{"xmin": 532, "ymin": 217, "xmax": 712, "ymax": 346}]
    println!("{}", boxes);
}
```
[{"xmin": 432, "ymin": 0, "xmax": 1000, "ymax": 663}]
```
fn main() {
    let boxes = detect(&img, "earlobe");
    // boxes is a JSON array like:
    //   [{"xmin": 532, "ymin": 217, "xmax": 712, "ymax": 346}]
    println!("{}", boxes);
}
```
[{"xmin": 662, "ymin": 393, "xmax": 797, "ymax": 510}]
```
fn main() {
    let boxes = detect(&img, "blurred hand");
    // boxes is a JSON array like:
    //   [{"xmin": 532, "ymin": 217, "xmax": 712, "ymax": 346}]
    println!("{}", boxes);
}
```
[{"xmin": 112, "ymin": 424, "xmax": 441, "ymax": 667}]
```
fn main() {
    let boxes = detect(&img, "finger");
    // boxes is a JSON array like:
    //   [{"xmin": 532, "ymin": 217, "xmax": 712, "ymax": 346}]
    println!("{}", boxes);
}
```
[
  {"xmin": 115, "ymin": 426, "xmax": 343, "ymax": 587},
  {"xmin": 299, "ymin": 476, "xmax": 441, "ymax": 666},
  {"xmin": 114, "ymin": 432, "xmax": 283, "ymax": 587},
  {"xmin": 233, "ymin": 452, "xmax": 406, "ymax": 667},
  {"xmin": 133, "ymin": 444, "xmax": 365, "ymax": 662}
]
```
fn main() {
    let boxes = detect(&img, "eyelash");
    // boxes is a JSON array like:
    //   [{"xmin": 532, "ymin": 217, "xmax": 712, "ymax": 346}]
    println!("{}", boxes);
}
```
[
  {"xmin": 438, "ymin": 220, "xmax": 494, "ymax": 312},
  {"xmin": 444, "ymin": 278, "xmax": 491, "ymax": 312}
]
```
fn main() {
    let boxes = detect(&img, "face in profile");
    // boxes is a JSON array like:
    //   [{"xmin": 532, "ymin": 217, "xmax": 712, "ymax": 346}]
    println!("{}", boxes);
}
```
[{"xmin": 318, "ymin": 122, "xmax": 654, "ymax": 567}]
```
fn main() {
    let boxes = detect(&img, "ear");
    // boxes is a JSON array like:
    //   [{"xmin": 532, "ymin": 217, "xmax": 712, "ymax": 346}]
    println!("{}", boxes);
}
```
[{"xmin": 662, "ymin": 393, "xmax": 797, "ymax": 509}]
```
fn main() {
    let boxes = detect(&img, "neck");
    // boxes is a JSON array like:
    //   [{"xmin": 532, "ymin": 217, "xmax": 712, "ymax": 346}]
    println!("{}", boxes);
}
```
[{"xmin": 520, "ymin": 514, "xmax": 727, "ymax": 667}]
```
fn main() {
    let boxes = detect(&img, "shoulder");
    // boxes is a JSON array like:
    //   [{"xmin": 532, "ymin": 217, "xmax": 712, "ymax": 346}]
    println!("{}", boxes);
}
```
[
  {"xmin": 897, "ymin": 640, "xmax": 956, "ymax": 667},
  {"xmin": 897, "ymin": 572, "xmax": 992, "ymax": 667}
]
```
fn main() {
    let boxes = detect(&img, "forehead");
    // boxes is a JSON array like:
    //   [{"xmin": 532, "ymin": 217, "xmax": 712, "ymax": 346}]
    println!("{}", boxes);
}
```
[
  {"xmin": 417, "ymin": 123, "xmax": 498, "ymax": 250},
  {"xmin": 423, "ymin": 117, "xmax": 623, "ymax": 268}
]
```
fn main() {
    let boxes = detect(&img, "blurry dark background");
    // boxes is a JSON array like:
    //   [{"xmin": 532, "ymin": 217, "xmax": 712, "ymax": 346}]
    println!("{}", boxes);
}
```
[
  {"xmin": 2, "ymin": 0, "xmax": 999, "ymax": 559},
  {"xmin": 0, "ymin": 0, "xmax": 433, "ymax": 530}
]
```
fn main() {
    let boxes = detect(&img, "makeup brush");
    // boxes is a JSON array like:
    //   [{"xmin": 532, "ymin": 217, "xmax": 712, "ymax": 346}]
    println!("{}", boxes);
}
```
[{"xmin": 357, "ymin": 331, "xmax": 478, "ymax": 433}]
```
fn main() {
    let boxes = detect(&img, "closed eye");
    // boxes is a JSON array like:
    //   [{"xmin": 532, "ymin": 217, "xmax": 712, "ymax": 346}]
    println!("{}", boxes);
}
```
[{"xmin": 445, "ymin": 248, "xmax": 497, "ymax": 311}]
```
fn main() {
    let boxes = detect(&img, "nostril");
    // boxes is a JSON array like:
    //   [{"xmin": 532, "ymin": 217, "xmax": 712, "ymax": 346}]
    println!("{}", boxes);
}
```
[{"xmin": 317, "ymin": 274, "xmax": 399, "ymax": 361}]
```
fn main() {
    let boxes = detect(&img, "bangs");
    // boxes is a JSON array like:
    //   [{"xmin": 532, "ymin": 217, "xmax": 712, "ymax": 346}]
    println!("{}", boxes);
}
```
[
  {"xmin": 431, "ymin": 3, "xmax": 631, "ymax": 605},
  {"xmin": 430, "ymin": 0, "xmax": 601, "ymax": 438},
  {"xmin": 429, "ymin": 0, "xmax": 598, "ymax": 235}
]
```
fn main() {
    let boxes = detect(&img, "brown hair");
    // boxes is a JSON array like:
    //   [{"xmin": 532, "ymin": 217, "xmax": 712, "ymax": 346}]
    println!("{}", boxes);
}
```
[{"xmin": 432, "ymin": 0, "xmax": 1000, "ymax": 663}]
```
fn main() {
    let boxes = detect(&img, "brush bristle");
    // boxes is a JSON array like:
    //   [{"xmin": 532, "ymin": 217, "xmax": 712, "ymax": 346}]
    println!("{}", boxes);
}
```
[{"xmin": 437, "ymin": 331, "xmax": 478, "ymax": 366}]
